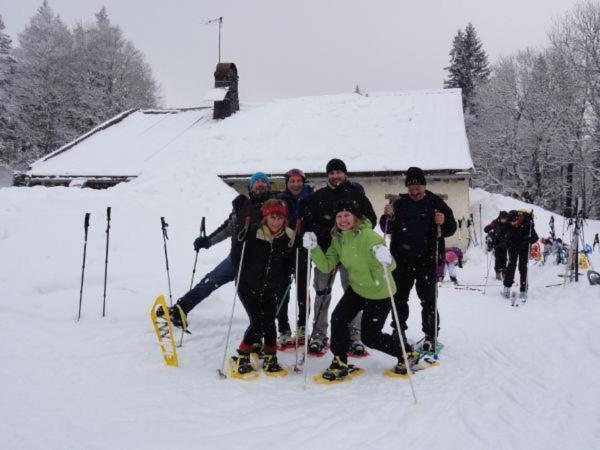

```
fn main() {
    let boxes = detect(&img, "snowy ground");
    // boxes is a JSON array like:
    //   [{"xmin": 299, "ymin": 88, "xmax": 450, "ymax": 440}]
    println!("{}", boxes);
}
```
[{"xmin": 1, "ymin": 179, "xmax": 599, "ymax": 450}]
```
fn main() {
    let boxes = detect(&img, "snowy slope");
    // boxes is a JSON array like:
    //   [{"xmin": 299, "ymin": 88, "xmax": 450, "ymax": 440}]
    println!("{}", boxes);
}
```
[{"xmin": 1, "ymin": 172, "xmax": 599, "ymax": 450}]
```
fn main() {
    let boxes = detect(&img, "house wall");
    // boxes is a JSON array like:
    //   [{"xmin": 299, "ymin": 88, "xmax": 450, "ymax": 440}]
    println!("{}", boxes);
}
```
[{"xmin": 224, "ymin": 175, "xmax": 471, "ymax": 252}]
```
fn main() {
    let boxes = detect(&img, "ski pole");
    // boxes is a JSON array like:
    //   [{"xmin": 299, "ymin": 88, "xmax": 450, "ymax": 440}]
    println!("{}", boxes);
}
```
[
  {"xmin": 382, "ymin": 265, "xmax": 418, "ymax": 404},
  {"xmin": 102, "ymin": 207, "xmax": 111, "ymax": 317},
  {"xmin": 483, "ymin": 248, "xmax": 492, "ymax": 295},
  {"xmin": 302, "ymin": 257, "xmax": 312, "ymax": 388},
  {"xmin": 160, "ymin": 217, "xmax": 173, "ymax": 307},
  {"xmin": 275, "ymin": 282, "xmax": 292, "ymax": 316},
  {"xmin": 293, "ymin": 246, "xmax": 301, "ymax": 371},
  {"xmin": 77, "ymin": 212, "xmax": 91, "ymax": 322},
  {"xmin": 479, "ymin": 204, "xmax": 483, "ymax": 249},
  {"xmin": 434, "ymin": 224, "xmax": 441, "ymax": 354},
  {"xmin": 217, "ymin": 217, "xmax": 250, "ymax": 379},
  {"xmin": 189, "ymin": 217, "xmax": 206, "ymax": 290}
]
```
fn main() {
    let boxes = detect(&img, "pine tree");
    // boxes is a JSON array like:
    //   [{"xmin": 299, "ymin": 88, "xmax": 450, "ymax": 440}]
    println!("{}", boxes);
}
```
[
  {"xmin": 444, "ymin": 23, "xmax": 490, "ymax": 112},
  {"xmin": 0, "ymin": 15, "xmax": 14, "ymax": 164},
  {"xmin": 12, "ymin": 1, "xmax": 76, "ymax": 156}
]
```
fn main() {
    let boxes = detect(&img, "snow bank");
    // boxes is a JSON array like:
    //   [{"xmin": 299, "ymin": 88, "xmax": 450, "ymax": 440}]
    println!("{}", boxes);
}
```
[{"xmin": 1, "ymin": 173, "xmax": 599, "ymax": 449}]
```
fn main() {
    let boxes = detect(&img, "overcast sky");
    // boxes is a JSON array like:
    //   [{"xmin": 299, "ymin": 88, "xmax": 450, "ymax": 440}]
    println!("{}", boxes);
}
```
[{"xmin": 0, "ymin": 0, "xmax": 585, "ymax": 107}]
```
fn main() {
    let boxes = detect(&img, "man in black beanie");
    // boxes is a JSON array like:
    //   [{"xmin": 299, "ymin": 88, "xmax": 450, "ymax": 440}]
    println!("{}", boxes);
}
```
[
  {"xmin": 379, "ymin": 166, "xmax": 456, "ymax": 353},
  {"xmin": 303, "ymin": 158, "xmax": 377, "ymax": 355}
]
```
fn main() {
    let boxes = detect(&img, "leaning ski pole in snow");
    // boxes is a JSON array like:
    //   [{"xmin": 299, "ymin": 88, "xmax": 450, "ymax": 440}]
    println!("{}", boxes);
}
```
[
  {"xmin": 160, "ymin": 217, "xmax": 174, "ymax": 306},
  {"xmin": 433, "ymin": 224, "xmax": 442, "ymax": 353},
  {"xmin": 102, "ymin": 207, "xmax": 111, "ymax": 317},
  {"xmin": 479, "ymin": 204, "xmax": 483, "ymax": 248},
  {"xmin": 382, "ymin": 265, "xmax": 418, "ymax": 404},
  {"xmin": 189, "ymin": 217, "xmax": 206, "ymax": 290},
  {"xmin": 217, "ymin": 217, "xmax": 250, "ymax": 379},
  {"xmin": 77, "ymin": 212, "xmax": 91, "ymax": 322},
  {"xmin": 483, "ymin": 248, "xmax": 492, "ymax": 295}
]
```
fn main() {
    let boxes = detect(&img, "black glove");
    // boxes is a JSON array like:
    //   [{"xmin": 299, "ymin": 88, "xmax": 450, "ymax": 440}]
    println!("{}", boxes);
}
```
[{"xmin": 193, "ymin": 236, "xmax": 210, "ymax": 251}]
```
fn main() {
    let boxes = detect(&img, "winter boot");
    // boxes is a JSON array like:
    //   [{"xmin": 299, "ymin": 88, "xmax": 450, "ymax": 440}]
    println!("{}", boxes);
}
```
[
  {"xmin": 278, "ymin": 331, "xmax": 294, "ymax": 347},
  {"xmin": 262, "ymin": 353, "xmax": 284, "ymax": 374},
  {"xmin": 349, "ymin": 340, "xmax": 366, "ymax": 356},
  {"xmin": 450, "ymin": 276, "xmax": 458, "ymax": 285},
  {"xmin": 393, "ymin": 351, "xmax": 420, "ymax": 376},
  {"xmin": 502, "ymin": 286, "xmax": 511, "ymax": 299},
  {"xmin": 495, "ymin": 271, "xmax": 503, "ymax": 281},
  {"xmin": 156, "ymin": 302, "xmax": 188, "ymax": 330},
  {"xmin": 421, "ymin": 335, "xmax": 437, "ymax": 353},
  {"xmin": 519, "ymin": 291, "xmax": 528, "ymax": 301},
  {"xmin": 321, "ymin": 356, "xmax": 350, "ymax": 381},
  {"xmin": 233, "ymin": 350, "xmax": 255, "ymax": 375},
  {"xmin": 308, "ymin": 336, "xmax": 328, "ymax": 354}
]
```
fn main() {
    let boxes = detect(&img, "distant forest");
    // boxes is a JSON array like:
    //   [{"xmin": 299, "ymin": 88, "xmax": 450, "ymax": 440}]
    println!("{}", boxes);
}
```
[{"xmin": 445, "ymin": 2, "xmax": 600, "ymax": 219}]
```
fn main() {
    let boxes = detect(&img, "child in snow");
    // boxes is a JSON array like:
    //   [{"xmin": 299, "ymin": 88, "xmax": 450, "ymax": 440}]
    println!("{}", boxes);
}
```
[
  {"xmin": 303, "ymin": 200, "xmax": 414, "ymax": 381},
  {"xmin": 438, "ymin": 246, "xmax": 463, "ymax": 284},
  {"xmin": 230, "ymin": 199, "xmax": 295, "ymax": 375}
]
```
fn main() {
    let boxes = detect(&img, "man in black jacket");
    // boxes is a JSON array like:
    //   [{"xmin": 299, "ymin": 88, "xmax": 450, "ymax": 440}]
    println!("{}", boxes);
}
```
[
  {"xmin": 161, "ymin": 172, "xmax": 273, "ymax": 327},
  {"xmin": 484, "ymin": 211, "xmax": 510, "ymax": 280},
  {"xmin": 380, "ymin": 167, "xmax": 457, "ymax": 352},
  {"xmin": 502, "ymin": 210, "xmax": 538, "ymax": 300},
  {"xmin": 304, "ymin": 158, "xmax": 377, "ymax": 354}
]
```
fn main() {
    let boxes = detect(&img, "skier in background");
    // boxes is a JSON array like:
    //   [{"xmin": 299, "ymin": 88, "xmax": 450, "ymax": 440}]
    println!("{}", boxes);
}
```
[
  {"xmin": 438, "ymin": 247, "xmax": 463, "ymax": 285},
  {"xmin": 502, "ymin": 210, "xmax": 539, "ymax": 300},
  {"xmin": 484, "ymin": 211, "xmax": 510, "ymax": 280}
]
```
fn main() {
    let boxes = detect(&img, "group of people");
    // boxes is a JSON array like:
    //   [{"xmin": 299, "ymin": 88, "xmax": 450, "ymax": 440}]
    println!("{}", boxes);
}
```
[
  {"xmin": 159, "ymin": 159, "xmax": 457, "ymax": 381},
  {"xmin": 484, "ymin": 209, "xmax": 539, "ymax": 299}
]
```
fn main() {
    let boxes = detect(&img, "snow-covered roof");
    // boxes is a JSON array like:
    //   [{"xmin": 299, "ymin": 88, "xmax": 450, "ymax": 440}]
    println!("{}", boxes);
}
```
[{"xmin": 27, "ymin": 89, "xmax": 472, "ymax": 179}]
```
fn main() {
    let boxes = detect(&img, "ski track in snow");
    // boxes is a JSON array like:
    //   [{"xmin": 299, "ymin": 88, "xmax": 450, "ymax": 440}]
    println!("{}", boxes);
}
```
[{"xmin": 1, "ymin": 186, "xmax": 599, "ymax": 450}]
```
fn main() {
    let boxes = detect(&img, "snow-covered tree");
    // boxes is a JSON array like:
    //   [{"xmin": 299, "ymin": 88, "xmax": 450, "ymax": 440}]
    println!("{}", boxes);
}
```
[
  {"xmin": 550, "ymin": 0, "xmax": 600, "ymax": 218},
  {"xmin": 0, "ymin": 14, "xmax": 18, "ymax": 167},
  {"xmin": 83, "ymin": 7, "xmax": 159, "ymax": 123},
  {"xmin": 444, "ymin": 23, "xmax": 490, "ymax": 113},
  {"xmin": 12, "ymin": 1, "xmax": 76, "ymax": 156}
]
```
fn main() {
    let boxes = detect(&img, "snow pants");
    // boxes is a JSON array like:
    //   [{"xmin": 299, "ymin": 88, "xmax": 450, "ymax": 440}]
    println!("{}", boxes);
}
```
[
  {"xmin": 238, "ymin": 286, "xmax": 278, "ymax": 353},
  {"xmin": 494, "ymin": 247, "xmax": 508, "ymax": 274},
  {"xmin": 276, "ymin": 247, "xmax": 308, "ymax": 333},
  {"xmin": 392, "ymin": 259, "xmax": 439, "ymax": 339},
  {"xmin": 504, "ymin": 245, "xmax": 529, "ymax": 292},
  {"xmin": 178, "ymin": 254, "xmax": 236, "ymax": 314},
  {"xmin": 330, "ymin": 287, "xmax": 401, "ymax": 364},
  {"xmin": 311, "ymin": 265, "xmax": 362, "ymax": 344}
]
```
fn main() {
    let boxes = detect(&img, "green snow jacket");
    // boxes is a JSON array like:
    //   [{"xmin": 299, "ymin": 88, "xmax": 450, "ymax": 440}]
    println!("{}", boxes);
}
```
[{"xmin": 310, "ymin": 220, "xmax": 397, "ymax": 300}]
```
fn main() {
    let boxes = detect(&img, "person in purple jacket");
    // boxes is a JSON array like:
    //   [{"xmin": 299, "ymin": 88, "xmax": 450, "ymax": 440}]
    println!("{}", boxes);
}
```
[{"xmin": 438, "ymin": 247, "xmax": 463, "ymax": 284}]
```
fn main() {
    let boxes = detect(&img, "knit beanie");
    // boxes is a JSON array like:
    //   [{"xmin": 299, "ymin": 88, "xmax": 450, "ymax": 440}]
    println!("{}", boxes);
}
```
[
  {"xmin": 326, "ymin": 158, "xmax": 348, "ymax": 174},
  {"xmin": 285, "ymin": 168, "xmax": 306, "ymax": 184},
  {"xmin": 248, "ymin": 172, "xmax": 271, "ymax": 188},
  {"xmin": 333, "ymin": 199, "xmax": 359, "ymax": 217},
  {"xmin": 404, "ymin": 167, "xmax": 427, "ymax": 186}
]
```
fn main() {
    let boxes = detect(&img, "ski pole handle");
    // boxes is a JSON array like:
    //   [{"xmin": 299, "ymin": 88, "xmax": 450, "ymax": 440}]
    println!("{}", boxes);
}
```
[
  {"xmin": 84, "ymin": 212, "xmax": 90, "ymax": 230},
  {"xmin": 107, "ymin": 206, "xmax": 111, "ymax": 221},
  {"xmin": 200, "ymin": 216, "xmax": 206, "ymax": 238}
]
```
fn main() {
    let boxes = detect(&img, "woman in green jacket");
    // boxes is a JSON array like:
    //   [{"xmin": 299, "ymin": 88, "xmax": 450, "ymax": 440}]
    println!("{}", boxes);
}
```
[{"xmin": 303, "ymin": 200, "xmax": 410, "ymax": 382}]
